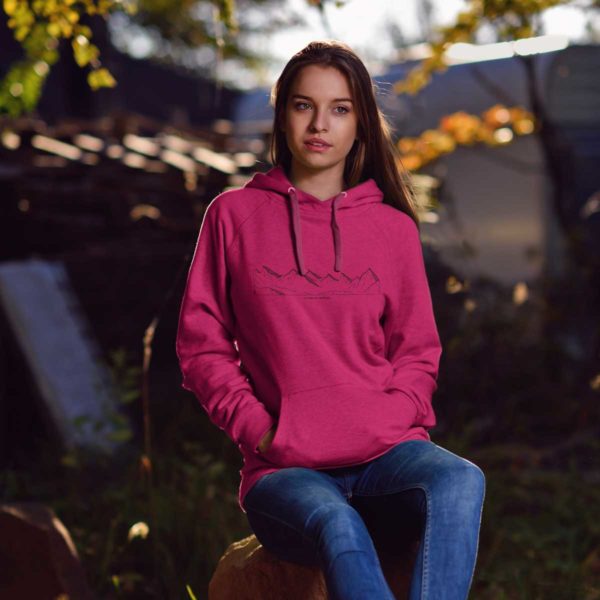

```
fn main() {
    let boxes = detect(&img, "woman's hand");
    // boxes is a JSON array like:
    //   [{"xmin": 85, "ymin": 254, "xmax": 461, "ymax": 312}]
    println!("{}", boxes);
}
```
[{"xmin": 257, "ymin": 425, "xmax": 277, "ymax": 453}]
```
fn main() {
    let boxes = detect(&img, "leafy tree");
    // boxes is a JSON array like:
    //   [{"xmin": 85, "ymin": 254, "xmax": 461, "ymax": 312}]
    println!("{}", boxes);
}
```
[
  {"xmin": 394, "ymin": 0, "xmax": 600, "ymax": 95},
  {"xmin": 0, "ymin": 0, "xmax": 136, "ymax": 117},
  {"xmin": 392, "ymin": 0, "xmax": 599, "ymax": 244},
  {"xmin": 389, "ymin": 0, "xmax": 600, "ymax": 434},
  {"xmin": 0, "ymin": 0, "xmax": 335, "ymax": 117}
]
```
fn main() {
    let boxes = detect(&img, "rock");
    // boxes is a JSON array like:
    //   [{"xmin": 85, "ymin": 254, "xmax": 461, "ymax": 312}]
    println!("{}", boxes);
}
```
[
  {"xmin": 0, "ymin": 502, "xmax": 94, "ymax": 600},
  {"xmin": 208, "ymin": 534, "xmax": 419, "ymax": 600}
]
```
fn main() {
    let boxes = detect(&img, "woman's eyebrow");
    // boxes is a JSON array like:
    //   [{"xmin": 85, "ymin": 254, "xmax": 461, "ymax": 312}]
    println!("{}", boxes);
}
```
[{"xmin": 291, "ymin": 94, "xmax": 353, "ymax": 103}]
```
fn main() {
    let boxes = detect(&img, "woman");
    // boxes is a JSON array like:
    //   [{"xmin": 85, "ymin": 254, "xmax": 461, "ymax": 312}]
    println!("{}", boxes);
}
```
[{"xmin": 176, "ymin": 40, "xmax": 485, "ymax": 599}]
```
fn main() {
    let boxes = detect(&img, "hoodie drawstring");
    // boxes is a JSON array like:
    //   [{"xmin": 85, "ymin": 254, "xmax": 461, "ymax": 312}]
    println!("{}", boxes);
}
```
[
  {"xmin": 288, "ymin": 187, "xmax": 347, "ymax": 276},
  {"xmin": 331, "ymin": 193, "xmax": 344, "ymax": 273}
]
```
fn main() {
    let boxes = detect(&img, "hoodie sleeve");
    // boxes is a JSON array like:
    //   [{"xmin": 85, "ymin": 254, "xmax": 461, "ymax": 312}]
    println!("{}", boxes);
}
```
[
  {"xmin": 382, "ymin": 215, "xmax": 442, "ymax": 429},
  {"xmin": 175, "ymin": 200, "xmax": 277, "ymax": 454}
]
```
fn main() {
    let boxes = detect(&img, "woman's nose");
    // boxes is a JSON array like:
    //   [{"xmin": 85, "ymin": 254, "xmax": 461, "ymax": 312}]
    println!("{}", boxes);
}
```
[{"xmin": 310, "ymin": 109, "xmax": 328, "ymax": 132}]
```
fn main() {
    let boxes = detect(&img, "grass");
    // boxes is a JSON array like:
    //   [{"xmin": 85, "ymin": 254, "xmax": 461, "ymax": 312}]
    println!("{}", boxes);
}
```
[{"xmin": 3, "ymin": 408, "xmax": 598, "ymax": 598}]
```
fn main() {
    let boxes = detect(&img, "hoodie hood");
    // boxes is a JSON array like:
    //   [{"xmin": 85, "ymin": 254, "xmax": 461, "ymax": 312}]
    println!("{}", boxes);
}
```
[{"xmin": 244, "ymin": 165, "xmax": 383, "ymax": 276}]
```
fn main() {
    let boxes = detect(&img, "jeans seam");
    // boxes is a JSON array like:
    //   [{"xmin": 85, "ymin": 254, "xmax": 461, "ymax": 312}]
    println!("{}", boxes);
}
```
[
  {"xmin": 351, "ymin": 483, "xmax": 425, "ymax": 498},
  {"xmin": 422, "ymin": 485, "xmax": 430, "ymax": 600},
  {"xmin": 343, "ymin": 473, "xmax": 352, "ymax": 499},
  {"xmin": 464, "ymin": 472, "xmax": 486, "ymax": 594}
]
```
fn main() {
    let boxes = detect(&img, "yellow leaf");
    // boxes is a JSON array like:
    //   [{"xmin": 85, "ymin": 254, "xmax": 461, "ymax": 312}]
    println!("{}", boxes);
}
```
[
  {"xmin": 3, "ymin": 0, "xmax": 18, "ymax": 16},
  {"xmin": 124, "ymin": 2, "xmax": 137, "ymax": 15},
  {"xmin": 15, "ymin": 25, "xmax": 30, "ymax": 41},
  {"xmin": 66, "ymin": 9, "xmax": 79, "ymax": 24},
  {"xmin": 88, "ymin": 67, "xmax": 117, "ymax": 90},
  {"xmin": 74, "ymin": 24, "xmax": 92, "ymax": 38},
  {"xmin": 45, "ymin": 0, "xmax": 57, "ymax": 14},
  {"xmin": 47, "ymin": 22, "xmax": 61, "ymax": 37},
  {"xmin": 72, "ymin": 40, "xmax": 99, "ymax": 67}
]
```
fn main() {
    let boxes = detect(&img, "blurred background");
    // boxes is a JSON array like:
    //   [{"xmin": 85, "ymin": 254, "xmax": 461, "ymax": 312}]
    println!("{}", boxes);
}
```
[{"xmin": 0, "ymin": 1, "xmax": 599, "ymax": 598}]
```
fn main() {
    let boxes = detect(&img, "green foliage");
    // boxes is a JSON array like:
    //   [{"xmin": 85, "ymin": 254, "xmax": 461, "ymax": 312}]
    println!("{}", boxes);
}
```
[
  {"xmin": 472, "ymin": 455, "xmax": 600, "ymax": 598},
  {"xmin": 59, "ymin": 346, "xmax": 138, "ymax": 470},
  {"xmin": 186, "ymin": 583, "xmax": 199, "ymax": 600},
  {"xmin": 429, "ymin": 266, "xmax": 600, "ymax": 597},
  {"xmin": 1, "ymin": 342, "xmax": 247, "ymax": 598},
  {"xmin": 0, "ymin": 0, "xmax": 136, "ymax": 117},
  {"xmin": 13, "ymin": 432, "xmax": 242, "ymax": 597}
]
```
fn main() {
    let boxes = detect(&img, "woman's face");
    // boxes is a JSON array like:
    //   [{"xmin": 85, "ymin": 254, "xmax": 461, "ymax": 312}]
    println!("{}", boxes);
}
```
[{"xmin": 281, "ymin": 64, "xmax": 358, "ymax": 182}]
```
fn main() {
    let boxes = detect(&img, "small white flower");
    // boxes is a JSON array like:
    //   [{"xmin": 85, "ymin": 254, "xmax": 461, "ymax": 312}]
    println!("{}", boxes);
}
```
[{"xmin": 127, "ymin": 521, "xmax": 149, "ymax": 541}]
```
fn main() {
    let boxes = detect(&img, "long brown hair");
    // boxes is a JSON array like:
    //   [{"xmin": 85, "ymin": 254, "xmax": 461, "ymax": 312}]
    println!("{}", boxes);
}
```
[{"xmin": 269, "ymin": 39, "xmax": 421, "ymax": 229}]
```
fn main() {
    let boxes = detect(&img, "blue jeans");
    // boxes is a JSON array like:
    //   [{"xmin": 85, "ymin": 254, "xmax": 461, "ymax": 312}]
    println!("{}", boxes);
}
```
[{"xmin": 244, "ymin": 439, "xmax": 486, "ymax": 600}]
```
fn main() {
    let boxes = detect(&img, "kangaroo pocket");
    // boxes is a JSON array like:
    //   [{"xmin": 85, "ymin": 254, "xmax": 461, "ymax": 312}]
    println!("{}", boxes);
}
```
[{"xmin": 261, "ymin": 382, "xmax": 418, "ymax": 469}]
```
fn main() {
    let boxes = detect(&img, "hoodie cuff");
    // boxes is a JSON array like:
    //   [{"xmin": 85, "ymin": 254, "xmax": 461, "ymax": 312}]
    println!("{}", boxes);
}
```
[{"xmin": 240, "ymin": 404, "xmax": 277, "ymax": 455}]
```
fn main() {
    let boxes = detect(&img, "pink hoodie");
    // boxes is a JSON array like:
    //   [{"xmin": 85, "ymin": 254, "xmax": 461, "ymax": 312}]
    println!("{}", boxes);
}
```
[{"xmin": 175, "ymin": 165, "xmax": 442, "ymax": 513}]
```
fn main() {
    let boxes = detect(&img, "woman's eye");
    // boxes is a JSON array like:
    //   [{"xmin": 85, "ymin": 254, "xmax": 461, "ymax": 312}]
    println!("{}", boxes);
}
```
[{"xmin": 293, "ymin": 102, "xmax": 350, "ymax": 114}]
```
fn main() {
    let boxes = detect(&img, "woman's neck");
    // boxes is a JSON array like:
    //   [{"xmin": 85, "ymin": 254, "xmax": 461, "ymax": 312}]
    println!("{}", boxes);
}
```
[{"xmin": 287, "ymin": 164, "xmax": 346, "ymax": 202}]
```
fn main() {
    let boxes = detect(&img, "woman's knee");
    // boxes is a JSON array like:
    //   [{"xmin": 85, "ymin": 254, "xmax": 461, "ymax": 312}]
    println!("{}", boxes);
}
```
[
  {"xmin": 431, "ymin": 460, "xmax": 486, "ymax": 509},
  {"xmin": 460, "ymin": 461, "xmax": 486, "ymax": 497}
]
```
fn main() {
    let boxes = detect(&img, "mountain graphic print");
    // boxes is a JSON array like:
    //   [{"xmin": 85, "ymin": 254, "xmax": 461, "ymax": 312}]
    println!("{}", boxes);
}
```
[{"xmin": 252, "ymin": 265, "xmax": 382, "ymax": 297}]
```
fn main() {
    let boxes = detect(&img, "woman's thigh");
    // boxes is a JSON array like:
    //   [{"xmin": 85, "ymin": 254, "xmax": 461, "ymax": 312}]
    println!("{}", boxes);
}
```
[
  {"xmin": 349, "ymin": 440, "xmax": 485, "ymax": 550},
  {"xmin": 244, "ymin": 466, "xmax": 349, "ymax": 567},
  {"xmin": 351, "ymin": 440, "xmax": 485, "ymax": 497}
]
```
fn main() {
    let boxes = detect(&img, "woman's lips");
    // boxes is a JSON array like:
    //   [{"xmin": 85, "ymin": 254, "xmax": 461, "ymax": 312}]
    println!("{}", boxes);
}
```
[{"xmin": 304, "ymin": 141, "xmax": 331, "ymax": 152}]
